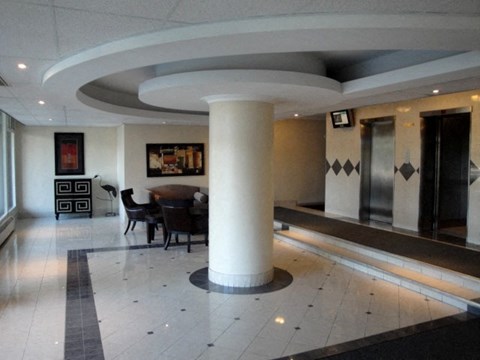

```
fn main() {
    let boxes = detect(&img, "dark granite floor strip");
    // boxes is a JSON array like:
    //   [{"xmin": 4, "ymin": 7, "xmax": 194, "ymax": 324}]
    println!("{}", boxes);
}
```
[
  {"xmin": 274, "ymin": 207, "xmax": 480, "ymax": 278},
  {"xmin": 65, "ymin": 222, "xmax": 480, "ymax": 360},
  {"xmin": 64, "ymin": 243, "xmax": 165, "ymax": 360},
  {"xmin": 275, "ymin": 312, "xmax": 480, "ymax": 360},
  {"xmin": 65, "ymin": 240, "xmax": 288, "ymax": 358},
  {"xmin": 189, "ymin": 267, "xmax": 293, "ymax": 294},
  {"xmin": 65, "ymin": 249, "xmax": 104, "ymax": 360}
]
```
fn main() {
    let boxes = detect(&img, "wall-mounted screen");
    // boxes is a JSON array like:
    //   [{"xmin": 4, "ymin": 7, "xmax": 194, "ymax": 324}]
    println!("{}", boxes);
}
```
[{"xmin": 331, "ymin": 109, "xmax": 354, "ymax": 128}]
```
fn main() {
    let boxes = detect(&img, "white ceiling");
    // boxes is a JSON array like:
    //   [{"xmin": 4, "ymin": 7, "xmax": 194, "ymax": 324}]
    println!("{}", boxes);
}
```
[{"xmin": 1, "ymin": 0, "xmax": 479, "ymax": 127}]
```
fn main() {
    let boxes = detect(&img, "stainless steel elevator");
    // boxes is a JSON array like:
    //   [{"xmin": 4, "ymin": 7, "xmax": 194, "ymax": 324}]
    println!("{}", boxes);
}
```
[
  {"xmin": 419, "ymin": 108, "xmax": 471, "ymax": 235},
  {"xmin": 360, "ymin": 116, "xmax": 395, "ymax": 224}
]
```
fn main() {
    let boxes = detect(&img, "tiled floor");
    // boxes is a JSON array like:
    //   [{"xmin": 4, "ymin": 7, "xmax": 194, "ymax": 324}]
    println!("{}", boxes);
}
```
[{"xmin": 0, "ymin": 217, "xmax": 463, "ymax": 359}]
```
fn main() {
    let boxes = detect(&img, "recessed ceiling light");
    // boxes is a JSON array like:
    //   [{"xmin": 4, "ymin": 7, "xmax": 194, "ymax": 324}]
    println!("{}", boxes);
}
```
[
  {"xmin": 432, "ymin": 89, "xmax": 440, "ymax": 94},
  {"xmin": 294, "ymin": 113, "xmax": 299, "ymax": 117},
  {"xmin": 48, "ymin": 118, "xmax": 53, "ymax": 121},
  {"xmin": 17, "ymin": 63, "xmax": 27, "ymax": 70},
  {"xmin": 38, "ymin": 100, "xmax": 45, "ymax": 105}
]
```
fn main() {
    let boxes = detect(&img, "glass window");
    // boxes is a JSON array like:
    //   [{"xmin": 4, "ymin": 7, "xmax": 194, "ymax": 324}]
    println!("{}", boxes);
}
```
[
  {"xmin": 7, "ymin": 123, "xmax": 15, "ymax": 210},
  {"xmin": 0, "ymin": 110, "xmax": 16, "ymax": 222},
  {"xmin": 0, "ymin": 113, "xmax": 5, "ymax": 218}
]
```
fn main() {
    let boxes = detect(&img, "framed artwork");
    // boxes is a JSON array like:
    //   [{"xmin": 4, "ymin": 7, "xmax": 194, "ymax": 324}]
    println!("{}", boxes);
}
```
[
  {"xmin": 54, "ymin": 132, "xmax": 85, "ymax": 175},
  {"xmin": 147, "ymin": 143, "xmax": 204, "ymax": 177}
]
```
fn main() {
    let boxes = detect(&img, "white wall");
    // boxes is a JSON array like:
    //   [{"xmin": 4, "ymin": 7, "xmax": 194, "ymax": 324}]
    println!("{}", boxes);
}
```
[
  {"xmin": 17, "ymin": 119, "xmax": 327, "ymax": 219},
  {"xmin": 17, "ymin": 126, "xmax": 117, "ymax": 218},
  {"xmin": 325, "ymin": 89, "xmax": 480, "ymax": 245},
  {"xmin": 273, "ymin": 118, "xmax": 325, "ymax": 206},
  {"xmin": 120, "ymin": 124, "xmax": 210, "ymax": 205},
  {"xmin": 116, "ymin": 125, "xmax": 126, "ymax": 197},
  {"xmin": 15, "ymin": 90, "xmax": 480, "ymax": 245},
  {"xmin": 325, "ymin": 118, "xmax": 360, "ymax": 218},
  {"xmin": 469, "ymin": 99, "xmax": 480, "ymax": 246}
]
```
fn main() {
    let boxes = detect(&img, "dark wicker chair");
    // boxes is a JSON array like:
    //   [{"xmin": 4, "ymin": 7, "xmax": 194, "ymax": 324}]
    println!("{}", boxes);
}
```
[
  {"xmin": 120, "ymin": 188, "xmax": 164, "ymax": 237},
  {"xmin": 162, "ymin": 206, "xmax": 208, "ymax": 253}
]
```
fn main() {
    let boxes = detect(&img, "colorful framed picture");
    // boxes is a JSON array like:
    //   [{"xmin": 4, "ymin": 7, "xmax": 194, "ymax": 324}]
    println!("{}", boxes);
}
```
[
  {"xmin": 54, "ymin": 132, "xmax": 85, "ymax": 175},
  {"xmin": 146, "ymin": 143, "xmax": 204, "ymax": 177}
]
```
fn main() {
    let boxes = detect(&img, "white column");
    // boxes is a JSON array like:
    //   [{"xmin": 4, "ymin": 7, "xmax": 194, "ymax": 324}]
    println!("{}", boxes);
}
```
[{"xmin": 207, "ymin": 98, "xmax": 274, "ymax": 287}]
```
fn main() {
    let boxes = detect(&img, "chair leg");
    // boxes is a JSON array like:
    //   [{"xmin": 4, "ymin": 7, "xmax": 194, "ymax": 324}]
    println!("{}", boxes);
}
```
[
  {"xmin": 131, "ymin": 221, "xmax": 137, "ymax": 231},
  {"xmin": 161, "ymin": 224, "xmax": 167, "ymax": 245},
  {"xmin": 147, "ymin": 223, "xmax": 156, "ymax": 244},
  {"xmin": 124, "ymin": 220, "xmax": 131, "ymax": 235},
  {"xmin": 205, "ymin": 233, "xmax": 208, "ymax": 247},
  {"xmin": 164, "ymin": 233, "xmax": 172, "ymax": 250},
  {"xmin": 187, "ymin": 234, "xmax": 191, "ymax": 253}
]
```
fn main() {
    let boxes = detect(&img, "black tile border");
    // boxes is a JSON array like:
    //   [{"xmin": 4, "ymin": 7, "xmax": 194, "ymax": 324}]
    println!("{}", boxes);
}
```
[
  {"xmin": 65, "ymin": 248, "xmax": 103, "ymax": 360},
  {"xmin": 64, "ymin": 243, "xmax": 165, "ymax": 360},
  {"xmin": 189, "ymin": 267, "xmax": 293, "ymax": 294},
  {"xmin": 65, "ymin": 241, "xmax": 480, "ymax": 360},
  {"xmin": 274, "ymin": 207, "xmax": 480, "ymax": 278},
  {"xmin": 64, "ymin": 240, "xmax": 251, "ymax": 358},
  {"xmin": 274, "ymin": 312, "xmax": 480, "ymax": 360}
]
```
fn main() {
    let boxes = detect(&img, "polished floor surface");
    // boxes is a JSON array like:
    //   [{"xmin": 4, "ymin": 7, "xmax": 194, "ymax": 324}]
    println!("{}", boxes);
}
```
[
  {"xmin": 274, "ymin": 207, "xmax": 480, "ymax": 277},
  {"xmin": 0, "ymin": 217, "xmax": 466, "ymax": 359}
]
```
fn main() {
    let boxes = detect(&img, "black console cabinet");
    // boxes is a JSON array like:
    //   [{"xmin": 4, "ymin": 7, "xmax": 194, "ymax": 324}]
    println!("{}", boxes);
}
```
[{"xmin": 54, "ymin": 178, "xmax": 92, "ymax": 219}]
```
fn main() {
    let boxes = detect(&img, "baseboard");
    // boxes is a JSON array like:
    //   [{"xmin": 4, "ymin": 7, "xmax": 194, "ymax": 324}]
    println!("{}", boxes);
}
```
[{"xmin": 0, "ymin": 216, "xmax": 15, "ymax": 247}]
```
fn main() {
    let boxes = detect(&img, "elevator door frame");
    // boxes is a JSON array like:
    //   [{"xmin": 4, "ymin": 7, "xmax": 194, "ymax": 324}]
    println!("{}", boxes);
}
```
[
  {"xmin": 419, "ymin": 107, "xmax": 471, "ymax": 233},
  {"xmin": 359, "ymin": 116, "xmax": 395, "ymax": 224}
]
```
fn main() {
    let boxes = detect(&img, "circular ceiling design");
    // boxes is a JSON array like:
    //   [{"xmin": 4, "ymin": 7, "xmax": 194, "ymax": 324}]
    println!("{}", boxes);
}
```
[
  {"xmin": 139, "ymin": 69, "xmax": 342, "ymax": 117},
  {"xmin": 41, "ymin": 13, "xmax": 480, "ymax": 124}
]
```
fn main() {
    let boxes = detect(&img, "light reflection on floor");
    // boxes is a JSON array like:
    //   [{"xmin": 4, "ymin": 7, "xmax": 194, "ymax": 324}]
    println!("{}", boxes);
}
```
[{"xmin": 0, "ymin": 217, "xmax": 461, "ymax": 360}]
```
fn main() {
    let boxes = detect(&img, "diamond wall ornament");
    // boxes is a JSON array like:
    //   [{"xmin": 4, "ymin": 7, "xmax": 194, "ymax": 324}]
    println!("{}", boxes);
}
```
[
  {"xmin": 470, "ymin": 160, "xmax": 480, "ymax": 185},
  {"xmin": 343, "ymin": 159, "xmax": 354, "ymax": 176},
  {"xmin": 398, "ymin": 162, "xmax": 416, "ymax": 181},
  {"xmin": 332, "ymin": 159, "xmax": 342, "ymax": 175},
  {"xmin": 327, "ymin": 159, "xmax": 360, "ymax": 176}
]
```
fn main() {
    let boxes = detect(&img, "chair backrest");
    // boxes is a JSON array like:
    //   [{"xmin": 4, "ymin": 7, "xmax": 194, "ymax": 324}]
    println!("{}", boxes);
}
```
[
  {"xmin": 162, "ymin": 206, "xmax": 193, "ymax": 233},
  {"xmin": 120, "ymin": 188, "xmax": 149, "ymax": 221},
  {"xmin": 120, "ymin": 188, "xmax": 138, "ymax": 208}
]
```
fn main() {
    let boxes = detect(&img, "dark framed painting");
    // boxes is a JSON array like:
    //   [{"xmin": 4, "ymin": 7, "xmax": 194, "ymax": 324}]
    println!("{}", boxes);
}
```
[
  {"xmin": 147, "ymin": 143, "xmax": 205, "ymax": 177},
  {"xmin": 54, "ymin": 132, "xmax": 85, "ymax": 175}
]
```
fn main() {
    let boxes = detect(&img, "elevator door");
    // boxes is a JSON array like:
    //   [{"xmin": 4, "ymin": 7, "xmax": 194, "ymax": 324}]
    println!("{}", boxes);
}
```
[
  {"xmin": 360, "ymin": 117, "xmax": 395, "ymax": 224},
  {"xmin": 420, "ymin": 112, "xmax": 470, "ymax": 232}
]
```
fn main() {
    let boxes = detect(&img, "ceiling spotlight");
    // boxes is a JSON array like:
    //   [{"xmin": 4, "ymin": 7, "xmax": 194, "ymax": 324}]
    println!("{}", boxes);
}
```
[
  {"xmin": 294, "ymin": 113, "xmax": 299, "ymax": 117},
  {"xmin": 432, "ymin": 89, "xmax": 440, "ymax": 94},
  {"xmin": 38, "ymin": 100, "xmax": 45, "ymax": 105},
  {"xmin": 17, "ymin": 63, "xmax": 27, "ymax": 70},
  {"xmin": 48, "ymin": 118, "xmax": 53, "ymax": 121}
]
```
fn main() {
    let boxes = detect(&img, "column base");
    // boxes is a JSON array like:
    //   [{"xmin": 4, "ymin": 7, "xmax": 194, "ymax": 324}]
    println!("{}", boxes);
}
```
[{"xmin": 208, "ymin": 267, "xmax": 274, "ymax": 288}]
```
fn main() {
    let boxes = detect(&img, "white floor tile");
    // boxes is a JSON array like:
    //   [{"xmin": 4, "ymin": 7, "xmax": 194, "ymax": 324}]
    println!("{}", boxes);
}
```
[{"xmin": 0, "ymin": 217, "xmax": 467, "ymax": 360}]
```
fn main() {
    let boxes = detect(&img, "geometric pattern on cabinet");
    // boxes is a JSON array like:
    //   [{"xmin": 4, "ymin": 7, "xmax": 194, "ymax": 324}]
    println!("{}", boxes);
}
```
[{"xmin": 54, "ymin": 178, "xmax": 92, "ymax": 220}]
